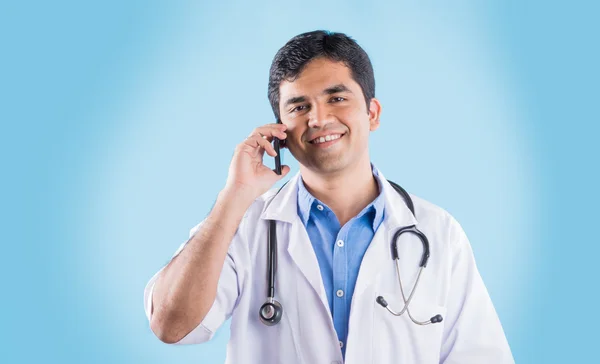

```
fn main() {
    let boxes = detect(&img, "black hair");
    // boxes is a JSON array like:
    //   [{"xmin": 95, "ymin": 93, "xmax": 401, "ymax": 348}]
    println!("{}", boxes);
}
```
[{"xmin": 268, "ymin": 30, "xmax": 375, "ymax": 120}]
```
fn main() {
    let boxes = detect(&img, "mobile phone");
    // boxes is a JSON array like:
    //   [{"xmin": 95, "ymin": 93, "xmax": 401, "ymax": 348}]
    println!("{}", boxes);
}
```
[{"xmin": 273, "ymin": 119, "xmax": 283, "ymax": 175}]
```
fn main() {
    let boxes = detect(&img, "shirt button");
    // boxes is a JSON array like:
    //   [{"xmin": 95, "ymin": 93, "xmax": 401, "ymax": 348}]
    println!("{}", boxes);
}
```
[
  {"xmin": 336, "ymin": 289, "xmax": 344, "ymax": 297},
  {"xmin": 339, "ymin": 340, "xmax": 344, "ymax": 348},
  {"xmin": 316, "ymin": 204, "xmax": 324, "ymax": 211},
  {"xmin": 336, "ymin": 239, "xmax": 344, "ymax": 247}
]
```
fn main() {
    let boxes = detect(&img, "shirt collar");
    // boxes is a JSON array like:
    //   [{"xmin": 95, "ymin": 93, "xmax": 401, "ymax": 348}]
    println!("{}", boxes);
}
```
[
  {"xmin": 260, "ymin": 166, "xmax": 418, "ymax": 231},
  {"xmin": 296, "ymin": 177, "xmax": 315, "ymax": 226},
  {"xmin": 296, "ymin": 163, "xmax": 386, "ymax": 231}
]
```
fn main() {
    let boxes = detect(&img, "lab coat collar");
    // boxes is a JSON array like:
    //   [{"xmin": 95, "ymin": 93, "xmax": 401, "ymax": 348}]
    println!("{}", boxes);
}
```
[
  {"xmin": 259, "ymin": 171, "xmax": 303, "ymax": 223},
  {"xmin": 377, "ymin": 168, "xmax": 419, "ymax": 229},
  {"xmin": 351, "ymin": 169, "xmax": 421, "ymax": 299},
  {"xmin": 259, "ymin": 167, "xmax": 419, "ymax": 229}
]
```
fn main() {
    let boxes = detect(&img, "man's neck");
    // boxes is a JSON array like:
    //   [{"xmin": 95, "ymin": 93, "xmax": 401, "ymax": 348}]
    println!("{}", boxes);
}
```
[{"xmin": 300, "ymin": 159, "xmax": 380, "ymax": 226}]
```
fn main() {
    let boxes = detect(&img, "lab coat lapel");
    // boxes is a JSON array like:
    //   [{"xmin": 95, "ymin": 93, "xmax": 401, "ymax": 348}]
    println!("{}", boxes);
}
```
[
  {"xmin": 353, "ymin": 172, "xmax": 419, "ymax": 299},
  {"xmin": 259, "ymin": 173, "xmax": 332, "ymax": 317},
  {"xmin": 287, "ymin": 219, "xmax": 331, "ymax": 314},
  {"xmin": 348, "ymin": 172, "xmax": 420, "ymax": 364}
]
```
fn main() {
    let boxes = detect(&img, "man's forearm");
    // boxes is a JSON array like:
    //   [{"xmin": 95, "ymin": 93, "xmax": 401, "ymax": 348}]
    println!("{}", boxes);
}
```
[{"xmin": 149, "ymin": 187, "xmax": 254, "ymax": 343}]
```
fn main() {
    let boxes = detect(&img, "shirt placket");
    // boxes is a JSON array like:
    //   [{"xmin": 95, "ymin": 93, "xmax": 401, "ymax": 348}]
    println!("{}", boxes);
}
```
[{"xmin": 332, "ymin": 223, "xmax": 349, "ymax": 355}]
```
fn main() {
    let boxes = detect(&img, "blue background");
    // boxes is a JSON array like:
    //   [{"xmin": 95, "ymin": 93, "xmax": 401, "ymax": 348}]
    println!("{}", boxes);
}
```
[{"xmin": 1, "ymin": 1, "xmax": 597, "ymax": 363}]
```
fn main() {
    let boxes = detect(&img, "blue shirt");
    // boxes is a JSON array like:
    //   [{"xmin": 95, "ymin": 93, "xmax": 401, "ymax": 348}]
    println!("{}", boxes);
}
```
[{"xmin": 296, "ymin": 164, "xmax": 385, "ymax": 358}]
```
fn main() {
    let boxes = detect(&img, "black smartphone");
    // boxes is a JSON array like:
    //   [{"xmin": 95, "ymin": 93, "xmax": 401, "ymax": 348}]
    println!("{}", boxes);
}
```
[{"xmin": 273, "ymin": 119, "xmax": 283, "ymax": 175}]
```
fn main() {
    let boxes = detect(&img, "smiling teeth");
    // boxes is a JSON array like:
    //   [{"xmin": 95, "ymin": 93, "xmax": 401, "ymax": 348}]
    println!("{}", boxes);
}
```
[{"xmin": 312, "ymin": 134, "xmax": 342, "ymax": 144}]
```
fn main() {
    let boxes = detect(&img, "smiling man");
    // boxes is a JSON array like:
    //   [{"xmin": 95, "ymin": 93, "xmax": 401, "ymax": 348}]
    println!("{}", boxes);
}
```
[
  {"xmin": 276, "ymin": 56, "xmax": 381, "ymax": 227},
  {"xmin": 144, "ymin": 30, "xmax": 514, "ymax": 363}
]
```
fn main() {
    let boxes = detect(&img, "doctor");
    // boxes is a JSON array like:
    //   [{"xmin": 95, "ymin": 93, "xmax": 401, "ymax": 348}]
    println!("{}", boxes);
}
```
[{"xmin": 144, "ymin": 30, "xmax": 514, "ymax": 363}]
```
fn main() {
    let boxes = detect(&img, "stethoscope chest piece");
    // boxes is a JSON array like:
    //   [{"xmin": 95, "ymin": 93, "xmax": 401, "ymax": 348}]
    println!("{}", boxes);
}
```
[{"xmin": 259, "ymin": 299, "xmax": 283, "ymax": 326}]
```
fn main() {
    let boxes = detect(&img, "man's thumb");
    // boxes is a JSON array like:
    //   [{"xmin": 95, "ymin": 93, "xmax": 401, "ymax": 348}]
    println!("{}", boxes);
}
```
[{"xmin": 276, "ymin": 165, "xmax": 291, "ymax": 179}]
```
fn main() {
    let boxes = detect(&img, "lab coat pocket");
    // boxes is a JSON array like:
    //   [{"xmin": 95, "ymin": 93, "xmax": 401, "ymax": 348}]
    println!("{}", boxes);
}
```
[{"xmin": 372, "ymin": 292, "xmax": 447, "ymax": 364}]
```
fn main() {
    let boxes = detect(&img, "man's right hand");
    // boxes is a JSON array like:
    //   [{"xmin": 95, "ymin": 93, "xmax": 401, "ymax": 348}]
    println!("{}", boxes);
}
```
[
  {"xmin": 149, "ymin": 124, "xmax": 291, "ymax": 344},
  {"xmin": 224, "ymin": 122, "xmax": 291, "ymax": 201}
]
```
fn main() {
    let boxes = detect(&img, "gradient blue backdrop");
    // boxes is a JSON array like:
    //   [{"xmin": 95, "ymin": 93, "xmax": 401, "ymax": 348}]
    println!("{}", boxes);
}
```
[{"xmin": 2, "ymin": 1, "xmax": 598, "ymax": 363}]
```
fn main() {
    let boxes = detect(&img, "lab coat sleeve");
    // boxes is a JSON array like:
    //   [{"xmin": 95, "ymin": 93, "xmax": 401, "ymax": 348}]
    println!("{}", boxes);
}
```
[
  {"xmin": 439, "ymin": 218, "xmax": 514, "ymax": 364},
  {"xmin": 143, "ymin": 220, "xmax": 242, "ymax": 345}
]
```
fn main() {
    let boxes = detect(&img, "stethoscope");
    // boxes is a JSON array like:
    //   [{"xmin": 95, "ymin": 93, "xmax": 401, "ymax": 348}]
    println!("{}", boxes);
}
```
[{"xmin": 258, "ymin": 178, "xmax": 443, "ymax": 326}]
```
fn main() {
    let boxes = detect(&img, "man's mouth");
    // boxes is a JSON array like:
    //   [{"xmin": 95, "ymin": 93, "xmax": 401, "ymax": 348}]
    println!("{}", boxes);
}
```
[{"xmin": 308, "ymin": 133, "xmax": 345, "ymax": 144}]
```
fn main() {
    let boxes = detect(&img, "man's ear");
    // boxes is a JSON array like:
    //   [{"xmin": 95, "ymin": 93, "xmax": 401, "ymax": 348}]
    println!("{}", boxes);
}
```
[{"xmin": 368, "ymin": 98, "xmax": 382, "ymax": 131}]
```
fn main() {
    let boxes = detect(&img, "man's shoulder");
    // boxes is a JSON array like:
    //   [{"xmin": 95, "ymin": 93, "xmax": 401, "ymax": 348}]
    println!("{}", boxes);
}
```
[
  {"xmin": 405, "ymin": 192, "xmax": 463, "ymax": 234},
  {"xmin": 409, "ymin": 193, "xmax": 452, "ymax": 219}
]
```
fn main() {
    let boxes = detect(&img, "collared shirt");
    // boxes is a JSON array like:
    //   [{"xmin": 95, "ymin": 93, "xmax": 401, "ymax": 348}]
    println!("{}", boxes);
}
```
[{"xmin": 296, "ymin": 163, "xmax": 385, "ymax": 358}]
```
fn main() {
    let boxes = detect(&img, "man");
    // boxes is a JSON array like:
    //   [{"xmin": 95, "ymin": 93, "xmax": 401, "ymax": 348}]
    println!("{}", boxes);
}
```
[{"xmin": 144, "ymin": 30, "xmax": 514, "ymax": 363}]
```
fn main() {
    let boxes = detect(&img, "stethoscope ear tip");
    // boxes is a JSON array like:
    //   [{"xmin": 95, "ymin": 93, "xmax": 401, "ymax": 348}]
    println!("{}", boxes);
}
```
[
  {"xmin": 376, "ymin": 296, "xmax": 388, "ymax": 308},
  {"xmin": 430, "ymin": 314, "xmax": 443, "ymax": 324}
]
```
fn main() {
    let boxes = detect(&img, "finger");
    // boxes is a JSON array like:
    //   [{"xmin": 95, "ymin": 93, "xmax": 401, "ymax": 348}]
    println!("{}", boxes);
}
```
[
  {"xmin": 261, "ymin": 122, "xmax": 287, "ymax": 131},
  {"xmin": 244, "ymin": 134, "xmax": 277, "ymax": 156},
  {"xmin": 247, "ymin": 131, "xmax": 286, "ymax": 144},
  {"xmin": 261, "ymin": 164, "xmax": 291, "ymax": 180},
  {"xmin": 250, "ymin": 125, "xmax": 287, "ymax": 142}
]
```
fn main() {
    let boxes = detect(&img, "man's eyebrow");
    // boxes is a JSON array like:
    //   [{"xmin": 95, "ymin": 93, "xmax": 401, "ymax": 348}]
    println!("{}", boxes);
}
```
[
  {"xmin": 283, "ymin": 96, "xmax": 307, "ymax": 108},
  {"xmin": 283, "ymin": 84, "xmax": 353, "ymax": 108},
  {"xmin": 323, "ymin": 83, "xmax": 352, "ymax": 95}
]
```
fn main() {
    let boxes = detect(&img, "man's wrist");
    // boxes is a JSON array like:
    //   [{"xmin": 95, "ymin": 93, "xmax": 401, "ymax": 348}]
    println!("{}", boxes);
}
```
[{"xmin": 218, "ymin": 185, "xmax": 256, "ymax": 210}]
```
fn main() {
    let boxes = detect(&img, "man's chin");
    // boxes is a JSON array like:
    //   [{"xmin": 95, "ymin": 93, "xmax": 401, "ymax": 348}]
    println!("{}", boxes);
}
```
[{"xmin": 302, "ymin": 158, "xmax": 348, "ymax": 175}]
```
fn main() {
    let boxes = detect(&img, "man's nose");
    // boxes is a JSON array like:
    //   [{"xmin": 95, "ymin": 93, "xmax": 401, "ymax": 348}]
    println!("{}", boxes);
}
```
[{"xmin": 307, "ymin": 104, "xmax": 333, "ymax": 128}]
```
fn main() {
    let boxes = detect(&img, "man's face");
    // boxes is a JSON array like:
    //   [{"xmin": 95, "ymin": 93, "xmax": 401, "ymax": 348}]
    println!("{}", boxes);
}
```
[{"xmin": 278, "ymin": 57, "xmax": 381, "ymax": 176}]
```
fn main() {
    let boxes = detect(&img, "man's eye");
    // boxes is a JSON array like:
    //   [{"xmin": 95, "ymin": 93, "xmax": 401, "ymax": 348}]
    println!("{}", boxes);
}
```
[
  {"xmin": 292, "ymin": 105, "xmax": 308, "ymax": 112},
  {"xmin": 330, "ymin": 97, "xmax": 345, "ymax": 102}
]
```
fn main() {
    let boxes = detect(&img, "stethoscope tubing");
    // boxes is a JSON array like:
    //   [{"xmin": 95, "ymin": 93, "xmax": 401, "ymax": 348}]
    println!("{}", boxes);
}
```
[{"xmin": 260, "ymin": 179, "xmax": 442, "ymax": 326}]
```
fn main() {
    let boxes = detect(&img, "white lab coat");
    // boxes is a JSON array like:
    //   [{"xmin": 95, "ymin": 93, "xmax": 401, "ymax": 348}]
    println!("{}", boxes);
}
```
[{"xmin": 144, "ymin": 170, "xmax": 514, "ymax": 364}]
